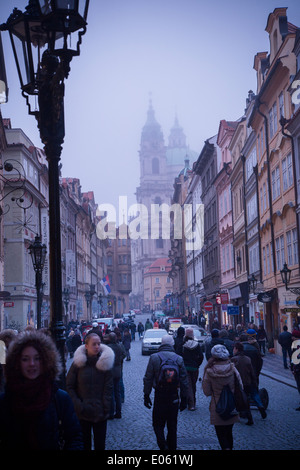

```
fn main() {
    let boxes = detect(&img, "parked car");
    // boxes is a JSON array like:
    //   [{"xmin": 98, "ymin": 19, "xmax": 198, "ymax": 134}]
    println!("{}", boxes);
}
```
[
  {"xmin": 177, "ymin": 324, "xmax": 210, "ymax": 351},
  {"xmin": 141, "ymin": 328, "xmax": 169, "ymax": 355}
]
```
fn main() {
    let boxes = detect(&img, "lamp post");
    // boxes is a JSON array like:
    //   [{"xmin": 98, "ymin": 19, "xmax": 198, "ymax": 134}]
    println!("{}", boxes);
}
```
[
  {"xmin": 29, "ymin": 235, "xmax": 47, "ymax": 329},
  {"xmin": 84, "ymin": 284, "xmax": 95, "ymax": 321},
  {"xmin": 1, "ymin": 0, "xmax": 89, "ymax": 385}
]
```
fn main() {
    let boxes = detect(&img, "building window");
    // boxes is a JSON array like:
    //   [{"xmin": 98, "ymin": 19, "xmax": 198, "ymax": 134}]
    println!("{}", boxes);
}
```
[
  {"xmin": 287, "ymin": 231, "xmax": 293, "ymax": 266},
  {"xmin": 293, "ymin": 228, "xmax": 299, "ymax": 265},
  {"xmin": 271, "ymin": 166, "xmax": 280, "ymax": 200},
  {"xmin": 282, "ymin": 153, "xmax": 293, "ymax": 191},
  {"xmin": 269, "ymin": 101, "xmax": 277, "ymax": 138}
]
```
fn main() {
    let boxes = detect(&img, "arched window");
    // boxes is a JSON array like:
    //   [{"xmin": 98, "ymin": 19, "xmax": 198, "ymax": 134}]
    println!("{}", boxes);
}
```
[{"xmin": 152, "ymin": 158, "xmax": 159, "ymax": 174}]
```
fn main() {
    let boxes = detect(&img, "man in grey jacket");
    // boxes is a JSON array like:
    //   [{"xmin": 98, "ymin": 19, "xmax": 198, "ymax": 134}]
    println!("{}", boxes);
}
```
[{"xmin": 143, "ymin": 334, "xmax": 188, "ymax": 450}]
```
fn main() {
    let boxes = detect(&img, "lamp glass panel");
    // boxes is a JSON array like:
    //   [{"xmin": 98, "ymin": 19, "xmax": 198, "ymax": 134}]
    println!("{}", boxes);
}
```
[
  {"xmin": 55, "ymin": 0, "xmax": 77, "ymax": 11},
  {"xmin": 39, "ymin": 0, "xmax": 53, "ymax": 15}
]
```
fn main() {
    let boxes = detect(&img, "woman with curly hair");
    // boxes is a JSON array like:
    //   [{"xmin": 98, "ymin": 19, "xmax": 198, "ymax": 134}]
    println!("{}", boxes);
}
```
[{"xmin": 0, "ymin": 330, "xmax": 83, "ymax": 450}]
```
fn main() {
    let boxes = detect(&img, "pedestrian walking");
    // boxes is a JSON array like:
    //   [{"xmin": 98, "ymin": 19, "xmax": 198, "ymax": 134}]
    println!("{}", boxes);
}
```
[
  {"xmin": 122, "ymin": 328, "xmax": 132, "ymax": 361},
  {"xmin": 174, "ymin": 326, "xmax": 185, "ymax": 356},
  {"xmin": 278, "ymin": 325, "xmax": 293, "ymax": 369},
  {"xmin": 0, "ymin": 330, "xmax": 83, "ymax": 450},
  {"xmin": 66, "ymin": 332, "xmax": 114, "ymax": 450},
  {"xmin": 145, "ymin": 319, "xmax": 153, "ymax": 331},
  {"xmin": 137, "ymin": 321, "xmax": 144, "ymax": 339},
  {"xmin": 219, "ymin": 329, "xmax": 234, "ymax": 357},
  {"xmin": 231, "ymin": 342, "xmax": 256, "ymax": 425},
  {"xmin": 182, "ymin": 328, "xmax": 203, "ymax": 410},
  {"xmin": 291, "ymin": 329, "xmax": 300, "ymax": 410},
  {"xmin": 143, "ymin": 334, "xmax": 189, "ymax": 450},
  {"xmin": 106, "ymin": 332, "xmax": 126, "ymax": 419},
  {"xmin": 257, "ymin": 324, "xmax": 267, "ymax": 356},
  {"xmin": 202, "ymin": 344, "xmax": 242, "ymax": 450},
  {"xmin": 205, "ymin": 329, "xmax": 225, "ymax": 360}
]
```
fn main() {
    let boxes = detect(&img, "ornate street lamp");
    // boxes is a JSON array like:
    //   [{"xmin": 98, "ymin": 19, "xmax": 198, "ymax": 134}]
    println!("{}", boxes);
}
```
[
  {"xmin": 1, "ymin": 0, "xmax": 89, "ymax": 385},
  {"xmin": 29, "ymin": 235, "xmax": 47, "ymax": 329},
  {"xmin": 280, "ymin": 262, "xmax": 300, "ymax": 296},
  {"xmin": 280, "ymin": 263, "xmax": 292, "ymax": 290},
  {"xmin": 248, "ymin": 273, "xmax": 258, "ymax": 293}
]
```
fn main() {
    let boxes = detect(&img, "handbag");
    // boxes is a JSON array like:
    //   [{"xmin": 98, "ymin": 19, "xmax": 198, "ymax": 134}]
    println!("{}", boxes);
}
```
[
  {"xmin": 233, "ymin": 373, "xmax": 248, "ymax": 412},
  {"xmin": 214, "ymin": 384, "xmax": 238, "ymax": 421}
]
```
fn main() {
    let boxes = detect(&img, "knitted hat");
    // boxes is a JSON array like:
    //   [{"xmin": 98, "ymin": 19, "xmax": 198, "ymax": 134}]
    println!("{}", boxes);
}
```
[
  {"xmin": 211, "ymin": 329, "xmax": 219, "ymax": 338},
  {"xmin": 211, "ymin": 344, "xmax": 229, "ymax": 360},
  {"xmin": 185, "ymin": 328, "xmax": 194, "ymax": 338},
  {"xmin": 246, "ymin": 329, "xmax": 257, "ymax": 336},
  {"xmin": 292, "ymin": 329, "xmax": 300, "ymax": 338},
  {"xmin": 161, "ymin": 334, "xmax": 174, "ymax": 346}
]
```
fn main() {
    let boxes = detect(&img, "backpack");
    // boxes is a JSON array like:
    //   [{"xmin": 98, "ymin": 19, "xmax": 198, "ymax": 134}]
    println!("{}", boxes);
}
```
[
  {"xmin": 157, "ymin": 352, "xmax": 180, "ymax": 389},
  {"xmin": 215, "ymin": 385, "xmax": 238, "ymax": 420}
]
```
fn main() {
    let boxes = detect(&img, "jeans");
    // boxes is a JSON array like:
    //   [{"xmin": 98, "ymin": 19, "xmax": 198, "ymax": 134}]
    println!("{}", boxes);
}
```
[
  {"xmin": 110, "ymin": 377, "xmax": 122, "ymax": 416},
  {"xmin": 282, "ymin": 346, "xmax": 292, "ymax": 368},
  {"xmin": 186, "ymin": 369, "xmax": 198, "ymax": 409},
  {"xmin": 245, "ymin": 384, "xmax": 263, "ymax": 408},
  {"xmin": 152, "ymin": 393, "xmax": 179, "ymax": 450},
  {"xmin": 80, "ymin": 419, "xmax": 107, "ymax": 450}
]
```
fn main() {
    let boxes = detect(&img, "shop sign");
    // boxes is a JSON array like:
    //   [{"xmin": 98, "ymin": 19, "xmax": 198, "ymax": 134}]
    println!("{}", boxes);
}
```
[{"xmin": 257, "ymin": 291, "xmax": 274, "ymax": 303}]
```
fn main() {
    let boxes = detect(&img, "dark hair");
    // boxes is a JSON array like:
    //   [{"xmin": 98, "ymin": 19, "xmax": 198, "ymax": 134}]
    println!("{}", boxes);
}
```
[
  {"xmin": 5, "ymin": 330, "xmax": 61, "ymax": 382},
  {"xmin": 234, "ymin": 341, "xmax": 244, "ymax": 352}
]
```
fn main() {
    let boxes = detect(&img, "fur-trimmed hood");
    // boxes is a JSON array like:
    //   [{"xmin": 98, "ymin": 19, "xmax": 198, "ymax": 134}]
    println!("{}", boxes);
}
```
[{"xmin": 73, "ymin": 344, "xmax": 114, "ymax": 372}]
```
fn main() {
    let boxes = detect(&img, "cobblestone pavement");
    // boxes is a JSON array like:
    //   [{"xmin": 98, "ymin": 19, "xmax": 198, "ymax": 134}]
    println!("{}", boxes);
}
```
[
  {"xmin": 104, "ymin": 332, "xmax": 300, "ymax": 451},
  {"xmin": 66, "ymin": 323, "xmax": 300, "ymax": 451}
]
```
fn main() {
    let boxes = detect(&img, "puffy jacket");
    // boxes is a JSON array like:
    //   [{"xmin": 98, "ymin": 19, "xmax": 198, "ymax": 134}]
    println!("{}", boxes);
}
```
[
  {"xmin": 0, "ymin": 387, "xmax": 83, "ymax": 450},
  {"xmin": 182, "ymin": 339, "xmax": 203, "ymax": 370},
  {"xmin": 66, "ymin": 344, "xmax": 114, "ymax": 423},
  {"xmin": 202, "ymin": 359, "xmax": 242, "ymax": 426}
]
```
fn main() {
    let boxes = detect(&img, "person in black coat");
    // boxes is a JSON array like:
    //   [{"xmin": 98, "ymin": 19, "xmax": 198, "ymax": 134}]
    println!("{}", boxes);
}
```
[
  {"xmin": 205, "ymin": 329, "xmax": 225, "ymax": 360},
  {"xmin": 174, "ymin": 326, "xmax": 185, "ymax": 356},
  {"xmin": 278, "ymin": 326, "xmax": 293, "ymax": 369},
  {"xmin": 0, "ymin": 330, "xmax": 83, "ymax": 450},
  {"xmin": 182, "ymin": 328, "xmax": 203, "ymax": 410}
]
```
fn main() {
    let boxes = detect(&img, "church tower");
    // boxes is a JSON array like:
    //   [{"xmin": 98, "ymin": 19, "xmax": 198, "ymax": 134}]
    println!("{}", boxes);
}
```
[{"xmin": 130, "ymin": 100, "xmax": 197, "ymax": 310}]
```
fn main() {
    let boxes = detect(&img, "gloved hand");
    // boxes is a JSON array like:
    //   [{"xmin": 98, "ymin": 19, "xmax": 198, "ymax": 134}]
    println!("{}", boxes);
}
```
[
  {"xmin": 179, "ymin": 397, "xmax": 187, "ymax": 412},
  {"xmin": 144, "ymin": 394, "xmax": 152, "ymax": 409}
]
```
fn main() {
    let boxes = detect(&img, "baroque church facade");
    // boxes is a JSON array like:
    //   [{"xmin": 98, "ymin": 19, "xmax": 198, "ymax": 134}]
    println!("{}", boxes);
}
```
[{"xmin": 130, "ymin": 100, "xmax": 198, "ymax": 310}]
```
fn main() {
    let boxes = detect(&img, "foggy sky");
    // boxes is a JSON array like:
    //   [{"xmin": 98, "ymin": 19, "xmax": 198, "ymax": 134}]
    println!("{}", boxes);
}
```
[{"xmin": 1, "ymin": 0, "xmax": 300, "ymax": 226}]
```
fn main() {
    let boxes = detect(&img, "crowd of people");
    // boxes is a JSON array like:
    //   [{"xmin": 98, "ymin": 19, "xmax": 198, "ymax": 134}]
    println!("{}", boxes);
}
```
[{"xmin": 0, "ymin": 317, "xmax": 299, "ymax": 451}]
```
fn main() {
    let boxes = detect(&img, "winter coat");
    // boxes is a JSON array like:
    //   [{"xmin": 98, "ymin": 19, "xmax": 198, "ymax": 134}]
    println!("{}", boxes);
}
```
[
  {"xmin": 182, "ymin": 339, "xmax": 203, "ymax": 371},
  {"xmin": 66, "ymin": 344, "xmax": 114, "ymax": 423},
  {"xmin": 122, "ymin": 332, "xmax": 131, "ymax": 351},
  {"xmin": 278, "ymin": 331, "xmax": 293, "ymax": 348},
  {"xmin": 202, "ymin": 359, "xmax": 242, "ymax": 426},
  {"xmin": 0, "ymin": 386, "xmax": 83, "ymax": 450},
  {"xmin": 174, "ymin": 327, "xmax": 185, "ymax": 356},
  {"xmin": 108, "ymin": 342, "xmax": 126, "ymax": 379},
  {"xmin": 241, "ymin": 341, "xmax": 263, "ymax": 378},
  {"xmin": 231, "ymin": 352, "xmax": 257, "ymax": 387},
  {"xmin": 143, "ymin": 344, "xmax": 189, "ymax": 399}
]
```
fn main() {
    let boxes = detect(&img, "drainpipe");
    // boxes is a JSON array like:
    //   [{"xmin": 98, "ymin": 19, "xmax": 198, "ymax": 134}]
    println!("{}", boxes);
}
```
[
  {"xmin": 280, "ymin": 116, "xmax": 300, "ymax": 276},
  {"xmin": 256, "ymin": 100, "xmax": 277, "ymax": 274}
]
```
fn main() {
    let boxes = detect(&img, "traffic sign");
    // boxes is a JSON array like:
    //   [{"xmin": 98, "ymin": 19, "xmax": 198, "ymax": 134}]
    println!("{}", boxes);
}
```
[
  {"xmin": 203, "ymin": 301, "xmax": 213, "ymax": 311},
  {"xmin": 227, "ymin": 305, "xmax": 239, "ymax": 315}
]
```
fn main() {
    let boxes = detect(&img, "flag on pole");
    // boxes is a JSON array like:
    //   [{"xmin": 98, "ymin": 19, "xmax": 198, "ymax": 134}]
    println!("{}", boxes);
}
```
[{"xmin": 100, "ymin": 275, "xmax": 111, "ymax": 295}]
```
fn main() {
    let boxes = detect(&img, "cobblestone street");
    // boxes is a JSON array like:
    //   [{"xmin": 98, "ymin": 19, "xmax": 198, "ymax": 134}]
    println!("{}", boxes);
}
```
[{"xmin": 104, "ymin": 330, "xmax": 300, "ymax": 451}]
